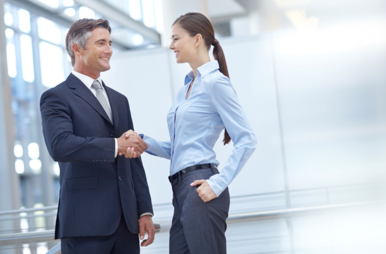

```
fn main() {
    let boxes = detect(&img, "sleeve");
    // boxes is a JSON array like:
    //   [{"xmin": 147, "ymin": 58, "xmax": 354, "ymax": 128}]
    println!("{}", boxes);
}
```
[
  {"xmin": 142, "ymin": 135, "xmax": 171, "ymax": 160},
  {"xmin": 206, "ymin": 76, "xmax": 258, "ymax": 197},
  {"xmin": 40, "ymin": 89, "xmax": 115, "ymax": 163}
]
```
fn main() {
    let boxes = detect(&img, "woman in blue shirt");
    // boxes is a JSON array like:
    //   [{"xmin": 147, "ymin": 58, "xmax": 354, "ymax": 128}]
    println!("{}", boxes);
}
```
[{"xmin": 126, "ymin": 12, "xmax": 257, "ymax": 254}]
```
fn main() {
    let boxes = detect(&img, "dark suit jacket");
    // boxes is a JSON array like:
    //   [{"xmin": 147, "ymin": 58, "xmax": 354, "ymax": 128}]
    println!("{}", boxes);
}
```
[{"xmin": 40, "ymin": 73, "xmax": 153, "ymax": 239}]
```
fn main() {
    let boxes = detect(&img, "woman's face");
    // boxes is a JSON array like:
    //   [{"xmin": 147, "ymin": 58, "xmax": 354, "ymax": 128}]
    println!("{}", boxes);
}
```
[{"xmin": 169, "ymin": 23, "xmax": 196, "ymax": 64}]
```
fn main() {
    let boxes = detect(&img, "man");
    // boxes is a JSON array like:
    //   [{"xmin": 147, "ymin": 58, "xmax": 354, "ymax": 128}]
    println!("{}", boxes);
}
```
[{"xmin": 40, "ymin": 19, "xmax": 155, "ymax": 253}]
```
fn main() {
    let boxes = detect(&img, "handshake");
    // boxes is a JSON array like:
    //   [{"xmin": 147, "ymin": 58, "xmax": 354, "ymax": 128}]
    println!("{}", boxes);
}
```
[{"xmin": 117, "ymin": 130, "xmax": 147, "ymax": 158}]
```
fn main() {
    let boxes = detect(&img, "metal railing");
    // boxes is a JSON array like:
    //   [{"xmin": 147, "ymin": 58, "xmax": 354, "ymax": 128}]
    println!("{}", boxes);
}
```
[{"xmin": 1, "ymin": 199, "xmax": 384, "ymax": 253}]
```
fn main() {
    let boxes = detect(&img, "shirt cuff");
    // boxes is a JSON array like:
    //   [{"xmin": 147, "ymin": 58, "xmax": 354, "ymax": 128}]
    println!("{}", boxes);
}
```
[
  {"xmin": 140, "ymin": 212, "xmax": 153, "ymax": 218},
  {"xmin": 206, "ymin": 177, "xmax": 226, "ymax": 197},
  {"xmin": 114, "ymin": 138, "xmax": 118, "ymax": 158}
]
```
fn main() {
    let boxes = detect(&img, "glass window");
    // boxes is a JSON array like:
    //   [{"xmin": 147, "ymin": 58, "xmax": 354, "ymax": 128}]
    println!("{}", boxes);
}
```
[
  {"xmin": 37, "ymin": 17, "xmax": 62, "ymax": 45},
  {"xmin": 39, "ymin": 41, "xmax": 64, "ymax": 88},
  {"xmin": 129, "ymin": 0, "xmax": 142, "ymax": 21},
  {"xmin": 18, "ymin": 9, "xmax": 31, "ymax": 33},
  {"xmin": 5, "ymin": 28, "xmax": 14, "ymax": 39},
  {"xmin": 62, "ymin": 0, "xmax": 74, "ymax": 6},
  {"xmin": 142, "ymin": 0, "xmax": 155, "ymax": 28},
  {"xmin": 29, "ymin": 159, "xmax": 42, "ymax": 174},
  {"xmin": 6, "ymin": 43, "xmax": 17, "ymax": 78},
  {"xmin": 53, "ymin": 162, "xmax": 60, "ymax": 176},
  {"xmin": 14, "ymin": 143, "xmax": 23, "ymax": 157},
  {"xmin": 4, "ymin": 12, "xmax": 13, "ymax": 26},
  {"xmin": 20, "ymin": 34, "xmax": 35, "ymax": 82},
  {"xmin": 28, "ymin": 143, "xmax": 39, "ymax": 159},
  {"xmin": 64, "ymin": 8, "xmax": 75, "ymax": 17},
  {"xmin": 154, "ymin": 0, "xmax": 163, "ymax": 33},
  {"xmin": 79, "ymin": 6, "xmax": 95, "ymax": 19},
  {"xmin": 38, "ymin": 0, "xmax": 59, "ymax": 8},
  {"xmin": 15, "ymin": 159, "xmax": 25, "ymax": 174},
  {"xmin": 132, "ymin": 34, "xmax": 144, "ymax": 45}
]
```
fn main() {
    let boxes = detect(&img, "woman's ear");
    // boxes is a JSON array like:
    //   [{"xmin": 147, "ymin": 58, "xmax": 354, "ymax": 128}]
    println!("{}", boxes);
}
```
[{"xmin": 195, "ymin": 34, "xmax": 203, "ymax": 47}]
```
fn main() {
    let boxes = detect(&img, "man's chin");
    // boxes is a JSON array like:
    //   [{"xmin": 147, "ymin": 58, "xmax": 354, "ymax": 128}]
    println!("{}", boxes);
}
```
[{"xmin": 100, "ymin": 65, "xmax": 111, "ymax": 72}]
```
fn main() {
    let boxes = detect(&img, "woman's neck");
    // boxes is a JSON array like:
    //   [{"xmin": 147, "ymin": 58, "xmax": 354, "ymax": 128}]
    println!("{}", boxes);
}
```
[{"xmin": 189, "ymin": 54, "xmax": 211, "ymax": 78}]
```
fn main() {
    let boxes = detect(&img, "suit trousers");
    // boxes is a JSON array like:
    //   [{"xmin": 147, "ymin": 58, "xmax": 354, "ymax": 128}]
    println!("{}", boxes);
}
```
[
  {"xmin": 61, "ymin": 214, "xmax": 139, "ymax": 254},
  {"xmin": 169, "ymin": 166, "xmax": 230, "ymax": 254}
]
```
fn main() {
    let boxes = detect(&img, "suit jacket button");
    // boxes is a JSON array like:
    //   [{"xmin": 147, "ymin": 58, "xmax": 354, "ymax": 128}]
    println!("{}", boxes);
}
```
[
  {"xmin": 110, "ymin": 132, "xmax": 114, "ymax": 137},
  {"xmin": 119, "ymin": 176, "xmax": 122, "ymax": 181}
]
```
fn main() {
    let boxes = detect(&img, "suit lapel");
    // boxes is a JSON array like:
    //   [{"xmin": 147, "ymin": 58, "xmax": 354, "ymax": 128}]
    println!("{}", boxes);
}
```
[
  {"xmin": 67, "ymin": 74, "xmax": 113, "ymax": 125},
  {"xmin": 103, "ymin": 82, "xmax": 120, "ymax": 129}
]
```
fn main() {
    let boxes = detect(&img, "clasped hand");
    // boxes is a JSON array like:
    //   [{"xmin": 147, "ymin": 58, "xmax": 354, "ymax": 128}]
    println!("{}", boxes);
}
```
[{"xmin": 117, "ymin": 130, "xmax": 147, "ymax": 158}]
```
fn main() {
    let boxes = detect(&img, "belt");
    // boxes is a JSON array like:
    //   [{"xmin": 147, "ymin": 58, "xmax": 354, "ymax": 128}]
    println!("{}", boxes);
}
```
[{"xmin": 168, "ymin": 163, "xmax": 216, "ymax": 183}]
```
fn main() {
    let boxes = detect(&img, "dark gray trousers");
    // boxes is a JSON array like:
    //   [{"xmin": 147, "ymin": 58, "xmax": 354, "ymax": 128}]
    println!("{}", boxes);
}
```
[
  {"xmin": 61, "ymin": 214, "xmax": 139, "ymax": 254},
  {"xmin": 169, "ymin": 166, "xmax": 230, "ymax": 254}
]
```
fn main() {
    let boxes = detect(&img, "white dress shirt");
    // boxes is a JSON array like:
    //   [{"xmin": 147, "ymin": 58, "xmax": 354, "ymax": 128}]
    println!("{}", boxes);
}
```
[
  {"xmin": 71, "ymin": 70, "xmax": 118, "ymax": 157},
  {"xmin": 143, "ymin": 61, "xmax": 257, "ymax": 196}
]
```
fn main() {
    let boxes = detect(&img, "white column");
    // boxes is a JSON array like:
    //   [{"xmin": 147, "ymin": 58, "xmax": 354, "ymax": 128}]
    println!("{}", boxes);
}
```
[
  {"xmin": 0, "ymin": 1, "xmax": 21, "ymax": 253},
  {"xmin": 160, "ymin": 0, "xmax": 209, "ymax": 47},
  {"xmin": 0, "ymin": 0, "xmax": 21, "ymax": 213}
]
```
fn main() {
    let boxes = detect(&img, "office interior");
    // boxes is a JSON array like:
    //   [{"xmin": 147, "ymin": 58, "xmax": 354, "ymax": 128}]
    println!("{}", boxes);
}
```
[{"xmin": 0, "ymin": 0, "xmax": 385, "ymax": 253}]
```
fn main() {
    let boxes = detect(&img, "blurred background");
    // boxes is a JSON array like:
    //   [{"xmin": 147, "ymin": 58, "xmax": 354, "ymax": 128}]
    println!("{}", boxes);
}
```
[{"xmin": 0, "ymin": 0, "xmax": 385, "ymax": 253}]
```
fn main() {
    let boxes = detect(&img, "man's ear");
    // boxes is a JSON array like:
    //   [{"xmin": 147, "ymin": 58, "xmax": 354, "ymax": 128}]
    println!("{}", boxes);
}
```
[{"xmin": 72, "ymin": 43, "xmax": 82, "ymax": 57}]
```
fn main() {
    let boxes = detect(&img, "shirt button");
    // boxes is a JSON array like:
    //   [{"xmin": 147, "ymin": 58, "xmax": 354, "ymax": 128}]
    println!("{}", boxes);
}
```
[{"xmin": 119, "ymin": 176, "xmax": 122, "ymax": 181}]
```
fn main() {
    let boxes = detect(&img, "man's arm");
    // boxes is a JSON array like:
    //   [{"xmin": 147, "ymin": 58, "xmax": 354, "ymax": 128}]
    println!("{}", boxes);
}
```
[{"xmin": 40, "ymin": 89, "xmax": 116, "ymax": 162}]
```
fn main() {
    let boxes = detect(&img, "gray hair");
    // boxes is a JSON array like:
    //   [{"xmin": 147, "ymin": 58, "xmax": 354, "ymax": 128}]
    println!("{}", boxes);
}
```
[{"xmin": 65, "ymin": 19, "xmax": 111, "ymax": 66}]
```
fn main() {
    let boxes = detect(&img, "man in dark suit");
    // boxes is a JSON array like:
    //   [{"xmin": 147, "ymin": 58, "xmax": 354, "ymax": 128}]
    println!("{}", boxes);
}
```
[{"xmin": 40, "ymin": 19, "xmax": 155, "ymax": 253}]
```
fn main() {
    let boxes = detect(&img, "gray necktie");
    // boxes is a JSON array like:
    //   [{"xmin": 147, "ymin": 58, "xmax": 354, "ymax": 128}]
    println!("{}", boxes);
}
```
[{"xmin": 91, "ymin": 80, "xmax": 112, "ymax": 121}]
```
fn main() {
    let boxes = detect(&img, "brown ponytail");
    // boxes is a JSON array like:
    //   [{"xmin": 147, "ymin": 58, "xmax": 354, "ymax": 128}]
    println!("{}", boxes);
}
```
[{"xmin": 173, "ymin": 12, "xmax": 231, "ymax": 145}]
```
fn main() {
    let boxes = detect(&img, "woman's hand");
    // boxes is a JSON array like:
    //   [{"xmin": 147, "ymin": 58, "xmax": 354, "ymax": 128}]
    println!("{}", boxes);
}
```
[
  {"xmin": 190, "ymin": 180, "xmax": 217, "ymax": 202},
  {"xmin": 118, "ymin": 130, "xmax": 144, "ymax": 158}
]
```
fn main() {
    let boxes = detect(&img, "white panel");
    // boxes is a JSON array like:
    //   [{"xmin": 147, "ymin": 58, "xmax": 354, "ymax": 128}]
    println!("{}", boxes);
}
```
[
  {"xmin": 215, "ymin": 35, "xmax": 286, "ymax": 196},
  {"xmin": 272, "ymin": 25, "xmax": 386, "ymax": 190},
  {"xmin": 102, "ymin": 47, "xmax": 174, "ymax": 204}
]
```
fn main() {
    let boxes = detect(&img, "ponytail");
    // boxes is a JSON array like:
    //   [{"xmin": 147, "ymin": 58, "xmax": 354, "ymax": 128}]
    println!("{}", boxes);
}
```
[
  {"xmin": 212, "ymin": 39, "xmax": 231, "ymax": 145},
  {"xmin": 173, "ymin": 12, "xmax": 232, "ymax": 145}
]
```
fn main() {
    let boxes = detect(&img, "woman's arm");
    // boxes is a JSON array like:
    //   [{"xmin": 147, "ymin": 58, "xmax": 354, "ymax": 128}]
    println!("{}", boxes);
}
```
[
  {"xmin": 123, "ymin": 132, "xmax": 171, "ymax": 159},
  {"xmin": 205, "ymin": 76, "xmax": 258, "ymax": 197},
  {"xmin": 142, "ymin": 135, "xmax": 171, "ymax": 159}
]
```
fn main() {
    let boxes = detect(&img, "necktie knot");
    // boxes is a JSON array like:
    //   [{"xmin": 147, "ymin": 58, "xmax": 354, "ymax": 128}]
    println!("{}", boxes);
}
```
[
  {"xmin": 91, "ymin": 80, "xmax": 112, "ymax": 122},
  {"xmin": 92, "ymin": 80, "xmax": 102, "ymax": 90}
]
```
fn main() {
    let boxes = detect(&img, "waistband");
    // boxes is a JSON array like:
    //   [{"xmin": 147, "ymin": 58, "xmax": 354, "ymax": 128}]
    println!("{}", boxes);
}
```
[{"xmin": 168, "ymin": 163, "xmax": 217, "ymax": 184}]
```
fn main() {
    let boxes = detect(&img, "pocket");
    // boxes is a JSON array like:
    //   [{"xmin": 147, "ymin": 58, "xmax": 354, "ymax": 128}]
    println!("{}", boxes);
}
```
[
  {"xmin": 64, "ymin": 177, "xmax": 98, "ymax": 190},
  {"xmin": 183, "ymin": 169, "xmax": 213, "ymax": 183}
]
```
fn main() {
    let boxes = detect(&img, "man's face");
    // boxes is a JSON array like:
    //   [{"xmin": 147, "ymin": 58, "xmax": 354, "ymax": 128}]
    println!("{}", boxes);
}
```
[{"xmin": 78, "ymin": 27, "xmax": 113, "ymax": 76}]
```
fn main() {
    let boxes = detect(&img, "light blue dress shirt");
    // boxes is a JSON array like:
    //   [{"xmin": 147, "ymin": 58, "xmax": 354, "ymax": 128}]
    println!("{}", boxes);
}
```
[{"xmin": 143, "ymin": 60, "xmax": 257, "ymax": 196}]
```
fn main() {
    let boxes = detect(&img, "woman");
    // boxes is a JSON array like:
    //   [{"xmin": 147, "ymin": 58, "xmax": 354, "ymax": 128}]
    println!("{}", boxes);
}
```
[{"xmin": 126, "ymin": 12, "xmax": 257, "ymax": 254}]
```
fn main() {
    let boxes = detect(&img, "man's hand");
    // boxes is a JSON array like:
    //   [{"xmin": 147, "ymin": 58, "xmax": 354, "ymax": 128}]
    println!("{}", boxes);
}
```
[
  {"xmin": 190, "ymin": 180, "xmax": 217, "ymax": 202},
  {"xmin": 117, "ymin": 130, "xmax": 147, "ymax": 158},
  {"xmin": 138, "ymin": 215, "xmax": 155, "ymax": 247}
]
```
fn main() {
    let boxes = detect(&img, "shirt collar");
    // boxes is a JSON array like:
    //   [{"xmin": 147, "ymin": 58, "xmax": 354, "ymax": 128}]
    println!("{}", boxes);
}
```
[
  {"xmin": 72, "ymin": 70, "xmax": 104, "ymax": 90},
  {"xmin": 184, "ymin": 60, "xmax": 220, "ymax": 85}
]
